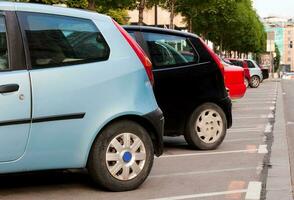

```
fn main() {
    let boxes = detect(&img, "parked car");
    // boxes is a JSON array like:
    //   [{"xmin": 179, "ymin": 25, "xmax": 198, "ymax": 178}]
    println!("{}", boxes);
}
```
[
  {"xmin": 124, "ymin": 26, "xmax": 232, "ymax": 150},
  {"xmin": 0, "ymin": 2, "xmax": 164, "ymax": 192},
  {"xmin": 244, "ymin": 59, "xmax": 263, "ymax": 87},
  {"xmin": 258, "ymin": 64, "xmax": 269, "ymax": 80},
  {"xmin": 220, "ymin": 58, "xmax": 246, "ymax": 99},
  {"xmin": 226, "ymin": 59, "xmax": 251, "ymax": 88}
]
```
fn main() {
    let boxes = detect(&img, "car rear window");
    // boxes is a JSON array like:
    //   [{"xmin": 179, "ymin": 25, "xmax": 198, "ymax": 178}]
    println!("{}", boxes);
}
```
[
  {"xmin": 142, "ymin": 32, "xmax": 199, "ymax": 69},
  {"xmin": 229, "ymin": 60, "xmax": 243, "ymax": 67},
  {"xmin": 18, "ymin": 12, "xmax": 110, "ymax": 69}
]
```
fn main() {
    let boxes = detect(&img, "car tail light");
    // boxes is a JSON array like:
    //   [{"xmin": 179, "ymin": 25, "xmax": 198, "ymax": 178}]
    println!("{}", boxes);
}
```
[
  {"xmin": 112, "ymin": 19, "xmax": 154, "ymax": 85},
  {"xmin": 199, "ymin": 39, "xmax": 224, "ymax": 76}
]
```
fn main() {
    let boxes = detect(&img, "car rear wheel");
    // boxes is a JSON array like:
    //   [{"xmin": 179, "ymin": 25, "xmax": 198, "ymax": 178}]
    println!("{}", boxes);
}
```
[
  {"xmin": 87, "ymin": 120, "xmax": 154, "ymax": 191},
  {"xmin": 245, "ymin": 78, "xmax": 249, "ymax": 88},
  {"xmin": 249, "ymin": 76, "xmax": 260, "ymax": 88},
  {"xmin": 184, "ymin": 103, "xmax": 227, "ymax": 150}
]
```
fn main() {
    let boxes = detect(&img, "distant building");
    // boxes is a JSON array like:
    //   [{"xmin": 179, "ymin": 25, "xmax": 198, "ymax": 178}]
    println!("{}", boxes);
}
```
[
  {"xmin": 263, "ymin": 16, "xmax": 294, "ymax": 71},
  {"xmin": 128, "ymin": 6, "xmax": 187, "ymax": 30}
]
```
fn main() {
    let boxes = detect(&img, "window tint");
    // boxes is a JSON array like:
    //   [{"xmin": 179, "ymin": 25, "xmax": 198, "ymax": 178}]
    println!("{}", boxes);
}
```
[
  {"xmin": 143, "ymin": 32, "xmax": 198, "ymax": 68},
  {"xmin": 0, "ymin": 16, "xmax": 8, "ymax": 71},
  {"xmin": 18, "ymin": 12, "xmax": 110, "ymax": 68},
  {"xmin": 229, "ymin": 60, "xmax": 243, "ymax": 67},
  {"xmin": 128, "ymin": 31, "xmax": 136, "ymax": 40},
  {"xmin": 247, "ymin": 60, "xmax": 255, "ymax": 68}
]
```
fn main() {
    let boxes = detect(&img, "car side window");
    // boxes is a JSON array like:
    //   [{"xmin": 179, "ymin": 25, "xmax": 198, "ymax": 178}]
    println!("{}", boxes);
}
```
[
  {"xmin": 247, "ymin": 61, "xmax": 255, "ymax": 68},
  {"xmin": 18, "ymin": 12, "xmax": 110, "ymax": 69},
  {"xmin": 142, "ymin": 32, "xmax": 199, "ymax": 69},
  {"xmin": 0, "ymin": 16, "xmax": 8, "ymax": 71}
]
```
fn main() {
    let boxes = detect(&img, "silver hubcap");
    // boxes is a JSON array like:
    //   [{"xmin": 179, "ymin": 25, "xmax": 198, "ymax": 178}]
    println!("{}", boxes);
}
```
[
  {"xmin": 251, "ymin": 77, "xmax": 259, "ymax": 87},
  {"xmin": 195, "ymin": 109, "xmax": 223, "ymax": 144},
  {"xmin": 106, "ymin": 133, "xmax": 146, "ymax": 181}
]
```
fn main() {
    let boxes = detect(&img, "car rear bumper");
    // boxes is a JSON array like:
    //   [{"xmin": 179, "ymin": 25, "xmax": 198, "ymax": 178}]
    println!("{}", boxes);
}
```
[
  {"xmin": 218, "ymin": 97, "xmax": 232, "ymax": 129},
  {"xmin": 227, "ymin": 83, "xmax": 247, "ymax": 99},
  {"xmin": 143, "ymin": 108, "xmax": 164, "ymax": 156}
]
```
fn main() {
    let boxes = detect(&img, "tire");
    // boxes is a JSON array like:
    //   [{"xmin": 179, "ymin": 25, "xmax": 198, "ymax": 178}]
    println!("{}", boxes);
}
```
[
  {"xmin": 245, "ymin": 78, "xmax": 249, "ymax": 88},
  {"xmin": 87, "ymin": 120, "xmax": 154, "ymax": 192},
  {"xmin": 249, "ymin": 76, "xmax": 260, "ymax": 88},
  {"xmin": 184, "ymin": 103, "xmax": 227, "ymax": 150}
]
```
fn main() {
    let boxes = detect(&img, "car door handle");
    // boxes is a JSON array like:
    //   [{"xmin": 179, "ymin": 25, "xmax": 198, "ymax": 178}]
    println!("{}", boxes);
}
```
[{"xmin": 0, "ymin": 84, "xmax": 19, "ymax": 94}]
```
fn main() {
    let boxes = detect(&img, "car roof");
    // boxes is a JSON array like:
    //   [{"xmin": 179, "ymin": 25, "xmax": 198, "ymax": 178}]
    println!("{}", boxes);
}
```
[
  {"xmin": 123, "ymin": 25, "xmax": 199, "ymax": 38},
  {"xmin": 0, "ymin": 2, "xmax": 109, "ymax": 21}
]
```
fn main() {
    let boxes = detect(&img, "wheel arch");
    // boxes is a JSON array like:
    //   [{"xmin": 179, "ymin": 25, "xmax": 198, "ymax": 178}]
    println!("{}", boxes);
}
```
[{"xmin": 86, "ymin": 114, "xmax": 163, "ymax": 167}]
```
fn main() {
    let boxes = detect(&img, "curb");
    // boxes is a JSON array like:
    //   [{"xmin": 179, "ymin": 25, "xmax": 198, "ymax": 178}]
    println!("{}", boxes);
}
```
[{"xmin": 266, "ymin": 81, "xmax": 293, "ymax": 200}]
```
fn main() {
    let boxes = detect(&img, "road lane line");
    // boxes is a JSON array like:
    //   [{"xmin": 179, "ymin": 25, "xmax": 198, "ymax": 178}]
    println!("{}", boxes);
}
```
[
  {"xmin": 224, "ymin": 138, "xmax": 261, "ymax": 143},
  {"xmin": 150, "ymin": 167, "xmax": 257, "ymax": 178},
  {"xmin": 258, "ymin": 145, "xmax": 268, "ymax": 154},
  {"xmin": 264, "ymin": 123, "xmax": 273, "ymax": 134},
  {"xmin": 149, "ymin": 189, "xmax": 248, "ymax": 200},
  {"xmin": 158, "ymin": 149, "xmax": 258, "ymax": 159},
  {"xmin": 245, "ymin": 181, "xmax": 262, "ymax": 200},
  {"xmin": 228, "ymin": 128, "xmax": 262, "ymax": 133},
  {"xmin": 234, "ymin": 115, "xmax": 268, "ymax": 119}
]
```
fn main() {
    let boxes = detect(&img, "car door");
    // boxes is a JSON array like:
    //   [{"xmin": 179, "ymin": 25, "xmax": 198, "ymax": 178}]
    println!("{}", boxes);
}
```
[
  {"xmin": 16, "ymin": 11, "xmax": 111, "ymax": 163},
  {"xmin": 0, "ymin": 12, "xmax": 31, "ymax": 162}
]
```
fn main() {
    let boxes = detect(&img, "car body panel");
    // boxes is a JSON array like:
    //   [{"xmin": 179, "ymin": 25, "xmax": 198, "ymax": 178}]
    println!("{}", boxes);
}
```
[
  {"xmin": 0, "ymin": 71, "xmax": 31, "ymax": 162},
  {"xmin": 227, "ymin": 58, "xmax": 251, "ymax": 83},
  {"xmin": 0, "ymin": 3, "xmax": 162, "ymax": 174},
  {"xmin": 223, "ymin": 64, "xmax": 246, "ymax": 99},
  {"xmin": 245, "ymin": 59, "xmax": 263, "ymax": 81}
]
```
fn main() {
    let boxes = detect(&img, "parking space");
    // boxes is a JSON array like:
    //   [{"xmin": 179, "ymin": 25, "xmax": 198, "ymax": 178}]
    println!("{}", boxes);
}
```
[{"xmin": 0, "ymin": 80, "xmax": 278, "ymax": 200}]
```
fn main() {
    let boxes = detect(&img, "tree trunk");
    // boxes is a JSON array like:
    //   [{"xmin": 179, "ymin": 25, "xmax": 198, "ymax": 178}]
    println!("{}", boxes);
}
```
[
  {"xmin": 154, "ymin": 4, "xmax": 158, "ymax": 26},
  {"xmin": 87, "ymin": 0, "xmax": 95, "ymax": 11},
  {"xmin": 169, "ymin": 0, "xmax": 175, "ymax": 29},
  {"xmin": 138, "ymin": 0, "xmax": 145, "ymax": 26},
  {"xmin": 188, "ymin": 17, "xmax": 192, "ymax": 32}
]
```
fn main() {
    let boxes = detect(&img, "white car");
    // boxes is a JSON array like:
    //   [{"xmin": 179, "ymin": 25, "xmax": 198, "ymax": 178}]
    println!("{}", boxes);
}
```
[{"xmin": 244, "ymin": 59, "xmax": 263, "ymax": 88}]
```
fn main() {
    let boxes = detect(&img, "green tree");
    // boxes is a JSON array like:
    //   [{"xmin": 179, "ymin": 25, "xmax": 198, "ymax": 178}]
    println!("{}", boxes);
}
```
[{"xmin": 274, "ymin": 43, "xmax": 281, "ymax": 72}]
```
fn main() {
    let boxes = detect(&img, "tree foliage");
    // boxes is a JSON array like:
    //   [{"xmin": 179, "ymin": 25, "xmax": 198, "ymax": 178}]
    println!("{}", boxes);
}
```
[{"xmin": 274, "ymin": 43, "xmax": 281, "ymax": 72}]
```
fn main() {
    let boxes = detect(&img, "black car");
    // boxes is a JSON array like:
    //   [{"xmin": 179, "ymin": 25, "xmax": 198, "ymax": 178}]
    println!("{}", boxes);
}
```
[{"xmin": 124, "ymin": 26, "xmax": 232, "ymax": 150}]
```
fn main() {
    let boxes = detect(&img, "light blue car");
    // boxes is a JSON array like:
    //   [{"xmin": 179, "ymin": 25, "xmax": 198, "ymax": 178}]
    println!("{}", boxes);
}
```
[{"xmin": 0, "ymin": 2, "xmax": 164, "ymax": 191}]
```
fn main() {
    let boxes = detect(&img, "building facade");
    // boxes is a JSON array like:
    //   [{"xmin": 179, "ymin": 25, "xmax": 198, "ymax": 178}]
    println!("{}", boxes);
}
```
[
  {"xmin": 128, "ymin": 6, "xmax": 187, "ymax": 29},
  {"xmin": 263, "ymin": 16, "xmax": 294, "ymax": 71}
]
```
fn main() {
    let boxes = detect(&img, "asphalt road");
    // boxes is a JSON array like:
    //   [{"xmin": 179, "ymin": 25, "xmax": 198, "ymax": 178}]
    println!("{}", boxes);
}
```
[
  {"xmin": 282, "ymin": 80, "xmax": 294, "ymax": 198},
  {"xmin": 0, "ymin": 81, "xmax": 278, "ymax": 200}
]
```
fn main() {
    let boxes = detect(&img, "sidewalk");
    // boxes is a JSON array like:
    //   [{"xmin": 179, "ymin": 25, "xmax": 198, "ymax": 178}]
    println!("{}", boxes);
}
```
[{"xmin": 266, "ymin": 81, "xmax": 293, "ymax": 200}]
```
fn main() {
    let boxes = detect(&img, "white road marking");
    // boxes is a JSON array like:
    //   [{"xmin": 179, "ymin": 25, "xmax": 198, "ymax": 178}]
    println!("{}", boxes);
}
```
[
  {"xmin": 234, "ymin": 115, "xmax": 268, "ymax": 120},
  {"xmin": 258, "ymin": 145, "xmax": 268, "ymax": 154},
  {"xmin": 269, "ymin": 106, "xmax": 275, "ymax": 110},
  {"xmin": 158, "ymin": 149, "xmax": 258, "ymax": 159},
  {"xmin": 233, "ymin": 102, "xmax": 275, "ymax": 105},
  {"xmin": 150, "ymin": 167, "xmax": 257, "ymax": 178},
  {"xmin": 228, "ymin": 128, "xmax": 262, "ymax": 133},
  {"xmin": 149, "ymin": 189, "xmax": 248, "ymax": 200},
  {"xmin": 224, "ymin": 138, "xmax": 261, "ymax": 143},
  {"xmin": 287, "ymin": 121, "xmax": 294, "ymax": 125},
  {"xmin": 267, "ymin": 113, "xmax": 275, "ymax": 119},
  {"xmin": 264, "ymin": 123, "xmax": 273, "ymax": 134},
  {"xmin": 245, "ymin": 181, "xmax": 262, "ymax": 200}
]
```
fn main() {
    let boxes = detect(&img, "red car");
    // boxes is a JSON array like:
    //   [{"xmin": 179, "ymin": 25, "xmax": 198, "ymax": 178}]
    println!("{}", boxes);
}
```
[
  {"xmin": 222, "ymin": 61, "xmax": 247, "ymax": 99},
  {"xmin": 226, "ymin": 59, "xmax": 251, "ymax": 88}
]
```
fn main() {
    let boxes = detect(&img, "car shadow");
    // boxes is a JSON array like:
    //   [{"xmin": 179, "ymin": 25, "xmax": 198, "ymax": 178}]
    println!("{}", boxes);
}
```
[{"xmin": 0, "ymin": 169, "xmax": 102, "ymax": 192}]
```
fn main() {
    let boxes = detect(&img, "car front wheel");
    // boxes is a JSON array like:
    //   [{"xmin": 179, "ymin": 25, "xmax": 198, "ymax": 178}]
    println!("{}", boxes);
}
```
[
  {"xmin": 88, "ymin": 120, "xmax": 154, "ymax": 191},
  {"xmin": 249, "ymin": 76, "xmax": 260, "ymax": 88},
  {"xmin": 184, "ymin": 103, "xmax": 227, "ymax": 150}
]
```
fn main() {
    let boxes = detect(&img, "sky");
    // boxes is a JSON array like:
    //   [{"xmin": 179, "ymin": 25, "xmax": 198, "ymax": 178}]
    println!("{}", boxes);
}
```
[{"xmin": 253, "ymin": 0, "xmax": 294, "ymax": 18}]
